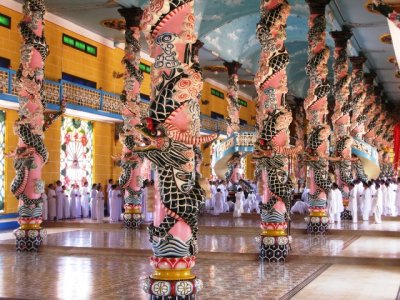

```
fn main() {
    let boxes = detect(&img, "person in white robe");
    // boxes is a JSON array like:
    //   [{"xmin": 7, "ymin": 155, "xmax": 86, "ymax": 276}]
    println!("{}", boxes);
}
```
[
  {"xmin": 389, "ymin": 180, "xmax": 397, "ymax": 216},
  {"xmin": 328, "ymin": 183, "xmax": 343, "ymax": 224},
  {"xmin": 107, "ymin": 179, "xmax": 113, "ymax": 216},
  {"xmin": 47, "ymin": 184, "xmax": 57, "ymax": 221},
  {"xmin": 55, "ymin": 181, "xmax": 63, "ymax": 220},
  {"xmin": 369, "ymin": 181, "xmax": 376, "ymax": 217},
  {"xmin": 301, "ymin": 187, "xmax": 310, "ymax": 203},
  {"xmin": 110, "ymin": 185, "xmax": 122, "ymax": 222},
  {"xmin": 362, "ymin": 181, "xmax": 372, "ymax": 221},
  {"xmin": 75, "ymin": 185, "xmax": 82, "ymax": 218},
  {"xmin": 96, "ymin": 185, "xmax": 105, "ymax": 223},
  {"xmin": 381, "ymin": 182, "xmax": 388, "ymax": 216},
  {"xmin": 62, "ymin": 186, "xmax": 70, "ymax": 219},
  {"xmin": 213, "ymin": 188, "xmax": 224, "ymax": 216},
  {"xmin": 348, "ymin": 183, "xmax": 358, "ymax": 223},
  {"xmin": 247, "ymin": 191, "xmax": 258, "ymax": 213},
  {"xmin": 81, "ymin": 182, "xmax": 90, "ymax": 218},
  {"xmin": 372, "ymin": 182, "xmax": 383, "ymax": 224},
  {"xmin": 355, "ymin": 180, "xmax": 364, "ymax": 216},
  {"xmin": 233, "ymin": 188, "xmax": 244, "ymax": 218},
  {"xmin": 41, "ymin": 192, "xmax": 48, "ymax": 221},
  {"xmin": 91, "ymin": 184, "xmax": 97, "ymax": 220},
  {"xmin": 69, "ymin": 184, "xmax": 77, "ymax": 219}
]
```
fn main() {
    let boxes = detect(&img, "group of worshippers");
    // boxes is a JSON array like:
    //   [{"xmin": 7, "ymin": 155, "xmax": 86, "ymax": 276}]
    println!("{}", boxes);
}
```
[
  {"xmin": 42, "ymin": 179, "xmax": 124, "ymax": 223},
  {"xmin": 207, "ymin": 180, "xmax": 261, "ymax": 217},
  {"xmin": 350, "ymin": 178, "xmax": 400, "ymax": 224},
  {"xmin": 291, "ymin": 177, "xmax": 400, "ymax": 224}
]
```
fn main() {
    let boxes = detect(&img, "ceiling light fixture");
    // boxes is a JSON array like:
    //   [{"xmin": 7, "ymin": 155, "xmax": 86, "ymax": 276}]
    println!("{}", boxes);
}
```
[{"xmin": 214, "ymin": 71, "xmax": 218, "ymax": 75}]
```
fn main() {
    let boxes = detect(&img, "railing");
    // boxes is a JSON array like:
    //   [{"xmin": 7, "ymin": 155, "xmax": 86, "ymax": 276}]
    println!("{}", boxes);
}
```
[
  {"xmin": 0, "ymin": 67, "xmax": 255, "ymax": 134},
  {"xmin": 212, "ymin": 132, "xmax": 257, "ymax": 165}
]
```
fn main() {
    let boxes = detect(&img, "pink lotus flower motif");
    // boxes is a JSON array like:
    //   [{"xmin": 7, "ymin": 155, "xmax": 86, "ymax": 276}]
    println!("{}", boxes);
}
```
[
  {"xmin": 64, "ymin": 134, "xmax": 71, "ymax": 144},
  {"xmin": 81, "ymin": 135, "xmax": 88, "ymax": 147}
]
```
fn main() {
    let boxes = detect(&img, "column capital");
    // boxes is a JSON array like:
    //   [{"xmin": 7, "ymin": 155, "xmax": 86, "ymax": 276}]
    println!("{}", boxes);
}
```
[
  {"xmin": 192, "ymin": 40, "xmax": 204, "ymax": 57},
  {"xmin": 350, "ymin": 55, "xmax": 367, "ymax": 70},
  {"xmin": 223, "ymin": 61, "xmax": 242, "ymax": 76},
  {"xmin": 118, "ymin": 6, "xmax": 143, "ymax": 28},
  {"xmin": 330, "ymin": 28, "xmax": 352, "ymax": 48},
  {"xmin": 364, "ymin": 72, "xmax": 376, "ymax": 85},
  {"xmin": 306, "ymin": 0, "xmax": 331, "ymax": 15}
]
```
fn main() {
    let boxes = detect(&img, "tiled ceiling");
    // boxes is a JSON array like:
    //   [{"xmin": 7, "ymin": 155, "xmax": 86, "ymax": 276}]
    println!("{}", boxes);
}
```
[{"xmin": 12, "ymin": 0, "xmax": 400, "ymax": 104}]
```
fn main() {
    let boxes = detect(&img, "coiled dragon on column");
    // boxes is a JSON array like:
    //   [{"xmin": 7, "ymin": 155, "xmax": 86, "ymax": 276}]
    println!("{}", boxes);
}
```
[
  {"xmin": 138, "ymin": 0, "xmax": 216, "ymax": 298},
  {"xmin": 10, "ymin": 0, "xmax": 65, "ymax": 251},
  {"xmin": 303, "ymin": 0, "xmax": 332, "ymax": 233},
  {"xmin": 254, "ymin": 0, "xmax": 301, "ymax": 262},
  {"xmin": 330, "ymin": 28, "xmax": 354, "ymax": 220},
  {"xmin": 116, "ymin": 7, "xmax": 146, "ymax": 229}
]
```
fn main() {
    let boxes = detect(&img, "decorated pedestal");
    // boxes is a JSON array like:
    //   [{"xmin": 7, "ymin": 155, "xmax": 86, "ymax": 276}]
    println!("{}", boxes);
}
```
[
  {"xmin": 123, "ymin": 204, "xmax": 142, "ymax": 228},
  {"xmin": 259, "ymin": 222, "xmax": 290, "ymax": 262},
  {"xmin": 14, "ymin": 220, "xmax": 46, "ymax": 252},
  {"xmin": 143, "ymin": 257, "xmax": 203, "ymax": 299},
  {"xmin": 305, "ymin": 208, "xmax": 329, "ymax": 234}
]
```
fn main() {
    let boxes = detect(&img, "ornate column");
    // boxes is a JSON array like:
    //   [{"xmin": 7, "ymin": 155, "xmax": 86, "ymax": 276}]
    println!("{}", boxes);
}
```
[
  {"xmin": 303, "ymin": 0, "xmax": 332, "ymax": 234},
  {"xmin": 224, "ymin": 61, "xmax": 242, "ymax": 136},
  {"xmin": 330, "ymin": 28, "xmax": 354, "ymax": 220},
  {"xmin": 350, "ymin": 55, "xmax": 367, "ymax": 139},
  {"xmin": 349, "ymin": 55, "xmax": 369, "ymax": 181},
  {"xmin": 10, "ymin": 0, "xmax": 50, "ymax": 251},
  {"xmin": 117, "ymin": 6, "xmax": 145, "ymax": 229},
  {"xmin": 373, "ymin": 0, "xmax": 400, "ymax": 28},
  {"xmin": 139, "ymin": 1, "xmax": 216, "ymax": 298},
  {"xmin": 364, "ymin": 85, "xmax": 381, "ymax": 146},
  {"xmin": 254, "ymin": 0, "xmax": 299, "ymax": 262}
]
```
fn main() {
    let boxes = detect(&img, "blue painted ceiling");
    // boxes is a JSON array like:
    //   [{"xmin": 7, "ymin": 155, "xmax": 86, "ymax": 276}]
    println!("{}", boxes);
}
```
[{"xmin": 16, "ymin": 0, "xmax": 399, "ymax": 102}]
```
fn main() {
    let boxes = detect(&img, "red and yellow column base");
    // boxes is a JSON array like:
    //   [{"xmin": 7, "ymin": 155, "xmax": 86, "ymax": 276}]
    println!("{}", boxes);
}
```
[
  {"xmin": 305, "ymin": 207, "xmax": 329, "ymax": 233},
  {"xmin": 123, "ymin": 204, "xmax": 142, "ymax": 228},
  {"xmin": 259, "ymin": 222, "xmax": 290, "ymax": 262},
  {"xmin": 14, "ymin": 217, "xmax": 46, "ymax": 252}
]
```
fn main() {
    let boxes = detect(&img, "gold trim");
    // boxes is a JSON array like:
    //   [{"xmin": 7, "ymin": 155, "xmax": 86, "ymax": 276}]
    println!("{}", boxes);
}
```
[
  {"xmin": 309, "ymin": 211, "xmax": 327, "ymax": 217},
  {"xmin": 380, "ymin": 33, "xmax": 392, "ymax": 44},
  {"xmin": 364, "ymin": 1, "xmax": 380, "ymax": 14},
  {"xmin": 388, "ymin": 56, "xmax": 397, "ymax": 64},
  {"xmin": 125, "ymin": 208, "xmax": 141, "ymax": 214},
  {"xmin": 20, "ymin": 224, "xmax": 41, "ymax": 230},
  {"xmin": 100, "ymin": 18, "xmax": 126, "ymax": 31},
  {"xmin": 151, "ymin": 268, "xmax": 195, "ymax": 280},
  {"xmin": 261, "ymin": 229, "xmax": 286, "ymax": 236},
  {"xmin": 203, "ymin": 65, "xmax": 227, "ymax": 73}
]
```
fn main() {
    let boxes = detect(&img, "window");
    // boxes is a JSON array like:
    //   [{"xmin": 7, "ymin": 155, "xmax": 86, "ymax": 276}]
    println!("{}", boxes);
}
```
[
  {"xmin": 62, "ymin": 34, "xmax": 97, "ymax": 56},
  {"xmin": 211, "ymin": 88, "xmax": 224, "ymax": 99},
  {"xmin": 0, "ymin": 57, "xmax": 10, "ymax": 69},
  {"xmin": 139, "ymin": 62, "xmax": 151, "ymax": 74},
  {"xmin": 239, "ymin": 119, "xmax": 247, "ymax": 126},
  {"xmin": 60, "ymin": 117, "xmax": 93, "ymax": 189},
  {"xmin": 211, "ymin": 111, "xmax": 224, "ymax": 120},
  {"xmin": 62, "ymin": 73, "xmax": 96, "ymax": 89},
  {"xmin": 0, "ymin": 13, "xmax": 11, "ymax": 29},
  {"xmin": 238, "ymin": 98, "xmax": 248, "ymax": 107},
  {"xmin": 0, "ymin": 111, "xmax": 5, "ymax": 212}
]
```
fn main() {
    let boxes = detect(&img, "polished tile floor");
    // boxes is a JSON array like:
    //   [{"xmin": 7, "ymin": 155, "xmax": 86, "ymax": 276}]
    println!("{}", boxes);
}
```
[{"xmin": 0, "ymin": 215, "xmax": 399, "ymax": 299}]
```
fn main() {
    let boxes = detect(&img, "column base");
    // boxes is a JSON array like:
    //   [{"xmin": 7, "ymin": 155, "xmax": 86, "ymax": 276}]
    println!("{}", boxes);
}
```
[
  {"xmin": 123, "ymin": 213, "xmax": 142, "ymax": 229},
  {"xmin": 305, "ymin": 216, "xmax": 329, "ymax": 234},
  {"xmin": 14, "ymin": 228, "xmax": 46, "ymax": 252},
  {"xmin": 259, "ymin": 235, "xmax": 290, "ymax": 262},
  {"xmin": 142, "ymin": 277, "xmax": 203, "ymax": 299},
  {"xmin": 340, "ymin": 209, "xmax": 352, "ymax": 221}
]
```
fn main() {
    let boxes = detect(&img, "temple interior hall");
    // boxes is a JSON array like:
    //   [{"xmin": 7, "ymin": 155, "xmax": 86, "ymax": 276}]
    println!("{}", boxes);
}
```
[{"xmin": 1, "ymin": 0, "xmax": 400, "ymax": 299}]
